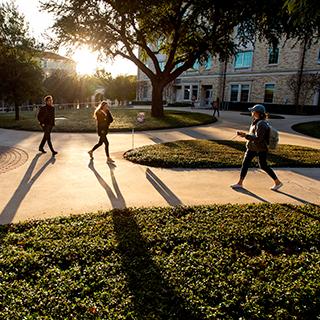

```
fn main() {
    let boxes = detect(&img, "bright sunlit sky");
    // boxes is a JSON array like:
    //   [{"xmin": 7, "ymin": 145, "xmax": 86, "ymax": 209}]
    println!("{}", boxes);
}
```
[{"xmin": 2, "ymin": 0, "xmax": 137, "ymax": 77}]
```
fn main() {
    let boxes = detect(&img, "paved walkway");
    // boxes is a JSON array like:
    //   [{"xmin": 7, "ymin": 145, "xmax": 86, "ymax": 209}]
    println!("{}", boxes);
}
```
[{"xmin": 0, "ymin": 109, "xmax": 319, "ymax": 224}]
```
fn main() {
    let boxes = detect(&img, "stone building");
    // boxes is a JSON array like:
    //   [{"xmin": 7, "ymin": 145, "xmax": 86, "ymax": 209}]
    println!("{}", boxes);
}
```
[{"xmin": 137, "ymin": 38, "xmax": 320, "ymax": 108}]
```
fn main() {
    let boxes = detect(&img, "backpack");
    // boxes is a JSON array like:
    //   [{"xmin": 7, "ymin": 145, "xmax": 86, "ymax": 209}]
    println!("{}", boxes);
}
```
[{"xmin": 267, "ymin": 123, "xmax": 279, "ymax": 149}]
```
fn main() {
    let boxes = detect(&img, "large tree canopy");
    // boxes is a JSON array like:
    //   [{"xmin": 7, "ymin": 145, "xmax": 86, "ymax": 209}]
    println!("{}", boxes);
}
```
[
  {"xmin": 42, "ymin": 0, "xmax": 318, "ymax": 117},
  {"xmin": 0, "ymin": 1, "xmax": 43, "ymax": 120}
]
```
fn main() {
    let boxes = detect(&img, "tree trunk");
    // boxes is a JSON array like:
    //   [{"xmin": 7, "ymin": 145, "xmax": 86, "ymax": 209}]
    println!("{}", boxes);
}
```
[
  {"xmin": 151, "ymin": 82, "xmax": 165, "ymax": 117},
  {"xmin": 14, "ymin": 104, "xmax": 20, "ymax": 121}
]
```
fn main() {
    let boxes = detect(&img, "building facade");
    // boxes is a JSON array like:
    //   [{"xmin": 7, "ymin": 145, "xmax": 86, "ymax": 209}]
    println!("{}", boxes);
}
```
[
  {"xmin": 40, "ymin": 51, "xmax": 76, "ymax": 77},
  {"xmin": 137, "ymin": 39, "xmax": 320, "ymax": 108}
]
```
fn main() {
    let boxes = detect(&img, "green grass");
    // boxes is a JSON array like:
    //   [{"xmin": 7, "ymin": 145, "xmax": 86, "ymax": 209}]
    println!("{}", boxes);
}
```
[
  {"xmin": 124, "ymin": 140, "xmax": 320, "ymax": 168},
  {"xmin": 240, "ymin": 112, "xmax": 285, "ymax": 119},
  {"xmin": 0, "ymin": 204, "xmax": 319, "ymax": 319},
  {"xmin": 0, "ymin": 108, "xmax": 215, "ymax": 132},
  {"xmin": 292, "ymin": 121, "xmax": 320, "ymax": 139}
]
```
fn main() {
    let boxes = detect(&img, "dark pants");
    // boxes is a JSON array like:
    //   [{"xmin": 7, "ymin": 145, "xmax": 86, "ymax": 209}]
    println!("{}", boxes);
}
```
[
  {"xmin": 240, "ymin": 150, "xmax": 277, "ymax": 180},
  {"xmin": 213, "ymin": 108, "xmax": 220, "ymax": 117},
  {"xmin": 39, "ymin": 125, "xmax": 54, "ymax": 152},
  {"xmin": 92, "ymin": 134, "xmax": 110, "ymax": 157}
]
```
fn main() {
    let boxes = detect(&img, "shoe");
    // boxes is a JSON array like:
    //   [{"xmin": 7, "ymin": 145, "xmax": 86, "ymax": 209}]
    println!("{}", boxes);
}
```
[
  {"xmin": 107, "ymin": 158, "xmax": 115, "ymax": 163},
  {"xmin": 52, "ymin": 151, "xmax": 58, "ymax": 156},
  {"xmin": 88, "ymin": 150, "xmax": 94, "ymax": 159},
  {"xmin": 271, "ymin": 182, "xmax": 283, "ymax": 191},
  {"xmin": 230, "ymin": 183, "xmax": 243, "ymax": 189},
  {"xmin": 39, "ymin": 149, "xmax": 46, "ymax": 153}
]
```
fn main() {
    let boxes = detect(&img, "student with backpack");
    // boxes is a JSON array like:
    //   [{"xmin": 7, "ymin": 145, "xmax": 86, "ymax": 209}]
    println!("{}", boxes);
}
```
[{"xmin": 230, "ymin": 104, "xmax": 283, "ymax": 191}]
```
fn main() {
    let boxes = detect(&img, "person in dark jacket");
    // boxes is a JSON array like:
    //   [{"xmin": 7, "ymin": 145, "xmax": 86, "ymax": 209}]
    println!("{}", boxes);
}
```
[
  {"xmin": 37, "ymin": 95, "xmax": 58, "ymax": 156},
  {"xmin": 88, "ymin": 101, "xmax": 114, "ymax": 162},
  {"xmin": 231, "ymin": 104, "xmax": 282, "ymax": 191}
]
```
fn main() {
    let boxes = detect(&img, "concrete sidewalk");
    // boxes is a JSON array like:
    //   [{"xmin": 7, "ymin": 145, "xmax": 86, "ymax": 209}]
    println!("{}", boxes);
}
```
[{"xmin": 0, "ymin": 110, "xmax": 319, "ymax": 224}]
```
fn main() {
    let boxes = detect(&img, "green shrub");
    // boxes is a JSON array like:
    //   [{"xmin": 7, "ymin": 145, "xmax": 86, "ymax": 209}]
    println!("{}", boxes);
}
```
[{"xmin": 0, "ymin": 204, "xmax": 319, "ymax": 319}]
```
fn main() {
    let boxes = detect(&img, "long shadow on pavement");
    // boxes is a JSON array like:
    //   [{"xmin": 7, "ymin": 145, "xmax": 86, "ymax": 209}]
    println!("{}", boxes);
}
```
[
  {"xmin": 0, "ymin": 153, "xmax": 56, "ymax": 225},
  {"xmin": 88, "ymin": 160, "xmax": 126, "ymax": 208},
  {"xmin": 112, "ymin": 209, "xmax": 201, "ymax": 319},
  {"xmin": 276, "ymin": 190, "xmax": 315, "ymax": 205},
  {"xmin": 146, "ymin": 168, "xmax": 182, "ymax": 206},
  {"xmin": 231, "ymin": 187, "xmax": 270, "ymax": 203}
]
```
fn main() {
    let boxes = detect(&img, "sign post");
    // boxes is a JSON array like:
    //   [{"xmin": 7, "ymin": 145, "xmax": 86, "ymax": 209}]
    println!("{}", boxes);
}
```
[{"xmin": 132, "ymin": 112, "xmax": 145, "ymax": 149}]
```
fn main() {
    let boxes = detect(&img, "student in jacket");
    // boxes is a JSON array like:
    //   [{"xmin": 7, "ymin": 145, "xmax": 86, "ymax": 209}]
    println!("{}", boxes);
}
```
[
  {"xmin": 231, "ymin": 104, "xmax": 282, "ymax": 191},
  {"xmin": 88, "ymin": 101, "xmax": 114, "ymax": 163},
  {"xmin": 38, "ymin": 95, "xmax": 58, "ymax": 156}
]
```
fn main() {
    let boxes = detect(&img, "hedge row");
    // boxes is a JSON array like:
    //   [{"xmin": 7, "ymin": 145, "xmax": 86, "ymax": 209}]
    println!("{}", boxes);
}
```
[{"xmin": 0, "ymin": 204, "xmax": 319, "ymax": 319}]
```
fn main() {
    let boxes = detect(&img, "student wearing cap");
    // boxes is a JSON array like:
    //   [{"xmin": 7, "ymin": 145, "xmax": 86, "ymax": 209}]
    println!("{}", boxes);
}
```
[{"xmin": 231, "ymin": 104, "xmax": 283, "ymax": 191}]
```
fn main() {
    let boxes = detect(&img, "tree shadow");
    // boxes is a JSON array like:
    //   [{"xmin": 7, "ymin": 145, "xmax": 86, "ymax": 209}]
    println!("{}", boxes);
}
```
[
  {"xmin": 0, "ymin": 153, "xmax": 56, "ymax": 225},
  {"xmin": 112, "ymin": 209, "xmax": 201, "ymax": 319},
  {"xmin": 146, "ymin": 168, "xmax": 182, "ymax": 206},
  {"xmin": 88, "ymin": 160, "xmax": 126, "ymax": 208},
  {"xmin": 231, "ymin": 187, "xmax": 270, "ymax": 203}
]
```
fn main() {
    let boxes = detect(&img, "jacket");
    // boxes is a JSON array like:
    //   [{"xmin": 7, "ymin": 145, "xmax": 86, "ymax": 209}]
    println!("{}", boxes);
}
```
[
  {"xmin": 96, "ymin": 110, "xmax": 113, "ymax": 136},
  {"xmin": 37, "ymin": 105, "xmax": 55, "ymax": 126},
  {"xmin": 245, "ymin": 119, "xmax": 269, "ymax": 152}
]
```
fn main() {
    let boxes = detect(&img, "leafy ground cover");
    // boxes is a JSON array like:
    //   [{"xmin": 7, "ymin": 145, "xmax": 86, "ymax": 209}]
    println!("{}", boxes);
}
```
[
  {"xmin": 124, "ymin": 140, "xmax": 320, "ymax": 168},
  {"xmin": 0, "ymin": 204, "xmax": 319, "ymax": 319},
  {"xmin": 0, "ymin": 109, "xmax": 215, "ymax": 132},
  {"xmin": 292, "ymin": 121, "xmax": 320, "ymax": 139}
]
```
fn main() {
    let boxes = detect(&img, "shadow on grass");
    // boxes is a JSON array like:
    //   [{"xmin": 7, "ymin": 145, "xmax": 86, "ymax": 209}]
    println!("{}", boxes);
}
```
[
  {"xmin": 146, "ymin": 168, "xmax": 183, "ymax": 206},
  {"xmin": 0, "ymin": 153, "xmax": 56, "ymax": 225},
  {"xmin": 112, "ymin": 209, "xmax": 201, "ymax": 319},
  {"xmin": 88, "ymin": 160, "xmax": 126, "ymax": 209}
]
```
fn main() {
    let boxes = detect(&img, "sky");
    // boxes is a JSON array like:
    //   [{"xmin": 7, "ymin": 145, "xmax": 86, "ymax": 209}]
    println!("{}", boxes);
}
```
[{"xmin": 1, "ymin": 0, "xmax": 137, "ymax": 77}]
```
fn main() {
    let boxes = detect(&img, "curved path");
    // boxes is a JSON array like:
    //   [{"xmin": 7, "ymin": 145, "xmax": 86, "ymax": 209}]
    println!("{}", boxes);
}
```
[{"xmin": 0, "ymin": 109, "xmax": 319, "ymax": 224}]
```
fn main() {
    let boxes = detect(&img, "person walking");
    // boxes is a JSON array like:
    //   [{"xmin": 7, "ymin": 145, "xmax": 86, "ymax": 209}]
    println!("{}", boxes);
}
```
[
  {"xmin": 88, "ymin": 101, "xmax": 114, "ymax": 163},
  {"xmin": 212, "ymin": 97, "xmax": 220, "ymax": 117},
  {"xmin": 38, "ymin": 95, "xmax": 58, "ymax": 156},
  {"xmin": 230, "ymin": 104, "xmax": 283, "ymax": 191}
]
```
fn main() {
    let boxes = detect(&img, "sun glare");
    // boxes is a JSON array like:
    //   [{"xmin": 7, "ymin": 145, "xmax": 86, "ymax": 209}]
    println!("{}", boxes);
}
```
[{"xmin": 73, "ymin": 47, "xmax": 99, "ymax": 75}]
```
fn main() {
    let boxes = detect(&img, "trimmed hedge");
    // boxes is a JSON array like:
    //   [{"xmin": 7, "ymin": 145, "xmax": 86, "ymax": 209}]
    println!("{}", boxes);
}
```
[
  {"xmin": 124, "ymin": 140, "xmax": 320, "ymax": 168},
  {"xmin": 0, "ymin": 204, "xmax": 319, "ymax": 319}
]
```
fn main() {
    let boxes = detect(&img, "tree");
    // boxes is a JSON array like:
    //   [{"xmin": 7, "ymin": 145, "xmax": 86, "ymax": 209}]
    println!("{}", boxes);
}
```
[
  {"xmin": 0, "ymin": 1, "xmax": 44, "ymax": 120},
  {"xmin": 42, "ymin": 0, "xmax": 315, "ymax": 117},
  {"xmin": 105, "ymin": 75, "xmax": 137, "ymax": 104},
  {"xmin": 288, "ymin": 73, "xmax": 320, "ymax": 108}
]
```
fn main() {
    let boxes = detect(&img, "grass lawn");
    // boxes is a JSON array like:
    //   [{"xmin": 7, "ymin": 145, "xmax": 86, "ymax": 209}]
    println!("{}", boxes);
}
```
[
  {"xmin": 0, "ymin": 204, "xmax": 319, "ymax": 319},
  {"xmin": 292, "ymin": 121, "xmax": 320, "ymax": 139},
  {"xmin": 124, "ymin": 140, "xmax": 320, "ymax": 168},
  {"xmin": 0, "ymin": 108, "xmax": 215, "ymax": 132},
  {"xmin": 240, "ymin": 112, "xmax": 285, "ymax": 119}
]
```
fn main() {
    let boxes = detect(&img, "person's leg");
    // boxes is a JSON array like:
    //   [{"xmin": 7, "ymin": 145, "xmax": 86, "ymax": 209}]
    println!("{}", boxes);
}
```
[
  {"xmin": 101, "ymin": 134, "xmax": 114, "ymax": 162},
  {"xmin": 217, "ymin": 109, "xmax": 220, "ymax": 117},
  {"xmin": 45, "ymin": 125, "xmax": 55, "ymax": 153},
  {"xmin": 91, "ymin": 136, "xmax": 103, "ymax": 152},
  {"xmin": 258, "ymin": 152, "xmax": 282, "ymax": 189},
  {"xmin": 231, "ymin": 150, "xmax": 256, "ymax": 187},
  {"xmin": 39, "ymin": 126, "xmax": 47, "ymax": 152}
]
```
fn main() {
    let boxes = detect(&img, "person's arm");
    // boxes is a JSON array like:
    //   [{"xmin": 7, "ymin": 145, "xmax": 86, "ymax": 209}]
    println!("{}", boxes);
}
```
[
  {"xmin": 107, "ymin": 111, "xmax": 113, "ymax": 123},
  {"xmin": 37, "ymin": 107, "xmax": 46, "ymax": 126},
  {"xmin": 245, "ymin": 122, "xmax": 268, "ymax": 143}
]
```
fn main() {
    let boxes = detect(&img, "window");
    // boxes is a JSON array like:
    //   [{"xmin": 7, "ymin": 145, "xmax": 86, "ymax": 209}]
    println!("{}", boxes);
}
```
[
  {"xmin": 268, "ymin": 47, "xmax": 279, "ymax": 64},
  {"xmin": 234, "ymin": 51, "xmax": 253, "ymax": 68},
  {"xmin": 192, "ymin": 85, "xmax": 198, "ymax": 99},
  {"xmin": 193, "ymin": 54, "xmax": 213, "ymax": 71},
  {"xmin": 159, "ymin": 61, "xmax": 166, "ymax": 71},
  {"xmin": 264, "ymin": 84, "xmax": 275, "ymax": 103},
  {"xmin": 184, "ymin": 85, "xmax": 191, "ymax": 100},
  {"xmin": 230, "ymin": 85, "xmax": 239, "ymax": 101},
  {"xmin": 230, "ymin": 84, "xmax": 250, "ymax": 102},
  {"xmin": 142, "ymin": 85, "xmax": 148, "ymax": 99},
  {"xmin": 318, "ymin": 49, "xmax": 320, "ymax": 64},
  {"xmin": 240, "ymin": 85, "xmax": 250, "ymax": 102}
]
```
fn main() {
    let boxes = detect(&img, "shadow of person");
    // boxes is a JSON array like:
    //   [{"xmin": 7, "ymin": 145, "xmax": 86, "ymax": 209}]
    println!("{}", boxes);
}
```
[
  {"xmin": 112, "ymin": 209, "xmax": 201, "ymax": 319},
  {"xmin": 231, "ymin": 187, "xmax": 270, "ymax": 203},
  {"xmin": 275, "ymin": 190, "xmax": 315, "ymax": 205},
  {"xmin": 0, "ymin": 154, "xmax": 56, "ymax": 225},
  {"xmin": 88, "ymin": 160, "xmax": 126, "ymax": 208},
  {"xmin": 146, "ymin": 168, "xmax": 182, "ymax": 206}
]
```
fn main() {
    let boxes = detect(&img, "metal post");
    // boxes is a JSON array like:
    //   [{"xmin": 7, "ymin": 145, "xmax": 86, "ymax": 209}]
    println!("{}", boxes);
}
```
[{"xmin": 132, "ymin": 128, "xmax": 134, "ymax": 149}]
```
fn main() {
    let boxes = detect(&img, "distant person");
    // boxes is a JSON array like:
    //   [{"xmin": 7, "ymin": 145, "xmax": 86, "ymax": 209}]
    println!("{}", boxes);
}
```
[
  {"xmin": 191, "ymin": 95, "xmax": 196, "ymax": 108},
  {"xmin": 230, "ymin": 104, "xmax": 282, "ymax": 191},
  {"xmin": 37, "ymin": 95, "xmax": 58, "ymax": 156},
  {"xmin": 88, "ymin": 101, "xmax": 114, "ymax": 163},
  {"xmin": 212, "ymin": 97, "xmax": 220, "ymax": 117}
]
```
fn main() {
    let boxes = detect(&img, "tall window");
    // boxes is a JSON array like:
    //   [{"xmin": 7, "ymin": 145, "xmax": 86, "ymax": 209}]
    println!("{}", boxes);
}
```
[
  {"xmin": 184, "ymin": 85, "xmax": 191, "ymax": 100},
  {"xmin": 230, "ymin": 84, "xmax": 250, "ymax": 102},
  {"xmin": 234, "ymin": 51, "xmax": 253, "ymax": 68},
  {"xmin": 268, "ymin": 47, "xmax": 279, "ymax": 64},
  {"xmin": 318, "ymin": 49, "xmax": 320, "ymax": 64},
  {"xmin": 264, "ymin": 84, "xmax": 275, "ymax": 103},
  {"xmin": 192, "ymin": 85, "xmax": 198, "ymax": 99},
  {"xmin": 193, "ymin": 54, "xmax": 213, "ymax": 71}
]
